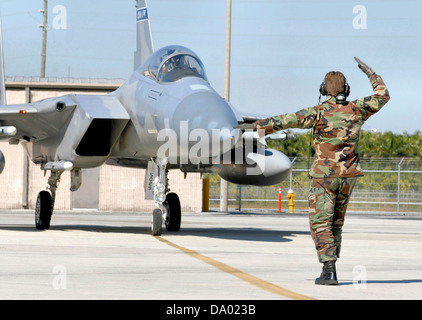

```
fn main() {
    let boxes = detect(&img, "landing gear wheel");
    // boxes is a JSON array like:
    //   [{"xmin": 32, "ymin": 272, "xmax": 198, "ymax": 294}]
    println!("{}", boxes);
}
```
[
  {"xmin": 152, "ymin": 208, "xmax": 163, "ymax": 236},
  {"xmin": 35, "ymin": 191, "xmax": 52, "ymax": 230},
  {"xmin": 164, "ymin": 192, "xmax": 181, "ymax": 232}
]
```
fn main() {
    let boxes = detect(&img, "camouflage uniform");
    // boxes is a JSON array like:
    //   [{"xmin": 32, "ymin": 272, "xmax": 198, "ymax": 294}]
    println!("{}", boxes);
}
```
[{"xmin": 255, "ymin": 74, "xmax": 390, "ymax": 263}]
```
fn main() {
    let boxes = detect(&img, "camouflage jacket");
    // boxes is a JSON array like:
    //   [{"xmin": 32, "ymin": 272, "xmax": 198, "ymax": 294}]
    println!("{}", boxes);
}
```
[{"xmin": 255, "ymin": 74, "xmax": 390, "ymax": 178}]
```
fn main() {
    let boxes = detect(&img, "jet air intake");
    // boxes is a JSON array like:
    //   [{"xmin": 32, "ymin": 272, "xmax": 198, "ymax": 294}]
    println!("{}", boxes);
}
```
[{"xmin": 55, "ymin": 95, "xmax": 130, "ymax": 168}]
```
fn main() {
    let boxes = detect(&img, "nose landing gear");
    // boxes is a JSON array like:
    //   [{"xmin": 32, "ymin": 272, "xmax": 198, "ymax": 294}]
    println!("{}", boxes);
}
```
[{"xmin": 150, "ymin": 159, "xmax": 181, "ymax": 236}]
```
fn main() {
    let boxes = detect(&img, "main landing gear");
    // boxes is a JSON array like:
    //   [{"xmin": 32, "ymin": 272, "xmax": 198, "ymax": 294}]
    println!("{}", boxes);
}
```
[
  {"xmin": 151, "ymin": 159, "xmax": 181, "ymax": 236},
  {"xmin": 35, "ymin": 171, "xmax": 62, "ymax": 230},
  {"xmin": 33, "ymin": 159, "xmax": 181, "ymax": 236},
  {"xmin": 34, "ymin": 163, "xmax": 80, "ymax": 230}
]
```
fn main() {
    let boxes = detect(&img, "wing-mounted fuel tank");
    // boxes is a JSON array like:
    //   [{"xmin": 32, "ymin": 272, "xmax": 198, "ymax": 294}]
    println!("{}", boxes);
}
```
[
  {"xmin": 216, "ymin": 130, "xmax": 294, "ymax": 186},
  {"xmin": 0, "ymin": 126, "xmax": 16, "ymax": 174},
  {"xmin": 218, "ymin": 145, "xmax": 292, "ymax": 186},
  {"xmin": 27, "ymin": 94, "xmax": 129, "ymax": 168}
]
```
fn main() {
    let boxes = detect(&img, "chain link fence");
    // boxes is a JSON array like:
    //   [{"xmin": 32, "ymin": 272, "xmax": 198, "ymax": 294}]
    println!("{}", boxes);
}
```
[{"xmin": 209, "ymin": 158, "xmax": 422, "ymax": 213}]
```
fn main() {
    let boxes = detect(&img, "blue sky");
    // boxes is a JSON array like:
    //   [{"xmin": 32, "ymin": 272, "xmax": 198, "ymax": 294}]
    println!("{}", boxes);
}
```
[{"xmin": 0, "ymin": 0, "xmax": 421, "ymax": 134}]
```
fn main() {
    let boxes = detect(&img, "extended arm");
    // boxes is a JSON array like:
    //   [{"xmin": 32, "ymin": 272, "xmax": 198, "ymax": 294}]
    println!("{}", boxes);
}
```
[
  {"xmin": 234, "ymin": 106, "xmax": 318, "ymax": 134},
  {"xmin": 252, "ymin": 106, "xmax": 318, "ymax": 135},
  {"xmin": 354, "ymin": 57, "xmax": 390, "ymax": 120}
]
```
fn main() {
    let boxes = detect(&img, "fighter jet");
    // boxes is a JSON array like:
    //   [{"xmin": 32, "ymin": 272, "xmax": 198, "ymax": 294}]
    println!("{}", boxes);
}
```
[{"xmin": 0, "ymin": 1, "xmax": 292, "ymax": 235}]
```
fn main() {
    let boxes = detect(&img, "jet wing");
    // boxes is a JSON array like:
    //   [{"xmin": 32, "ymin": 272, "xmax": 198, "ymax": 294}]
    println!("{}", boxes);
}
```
[
  {"xmin": 0, "ymin": 94, "xmax": 130, "ymax": 150},
  {"xmin": 239, "ymin": 111, "xmax": 269, "ymax": 124},
  {"xmin": 0, "ymin": 95, "xmax": 77, "ymax": 142},
  {"xmin": 227, "ymin": 102, "xmax": 269, "ymax": 124}
]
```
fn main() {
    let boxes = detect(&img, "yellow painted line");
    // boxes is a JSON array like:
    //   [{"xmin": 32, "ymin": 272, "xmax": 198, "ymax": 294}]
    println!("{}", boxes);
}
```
[{"xmin": 156, "ymin": 236, "xmax": 315, "ymax": 300}]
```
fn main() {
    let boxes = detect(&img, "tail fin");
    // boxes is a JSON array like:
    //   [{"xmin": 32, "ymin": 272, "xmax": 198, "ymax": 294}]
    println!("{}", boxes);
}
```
[
  {"xmin": 0, "ymin": 16, "xmax": 6, "ymax": 105},
  {"xmin": 134, "ymin": 0, "xmax": 154, "ymax": 71}
]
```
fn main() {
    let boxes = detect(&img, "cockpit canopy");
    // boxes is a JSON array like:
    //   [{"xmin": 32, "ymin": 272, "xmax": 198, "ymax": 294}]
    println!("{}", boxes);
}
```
[{"xmin": 139, "ymin": 45, "xmax": 208, "ymax": 83}]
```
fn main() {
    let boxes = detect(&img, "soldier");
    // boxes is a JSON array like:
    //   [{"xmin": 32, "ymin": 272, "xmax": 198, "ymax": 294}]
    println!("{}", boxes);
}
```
[{"xmin": 235, "ymin": 57, "xmax": 390, "ymax": 285}]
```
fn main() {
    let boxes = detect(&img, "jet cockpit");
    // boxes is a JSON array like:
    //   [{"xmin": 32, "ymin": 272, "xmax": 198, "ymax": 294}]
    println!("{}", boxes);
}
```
[{"xmin": 139, "ymin": 45, "xmax": 208, "ymax": 83}]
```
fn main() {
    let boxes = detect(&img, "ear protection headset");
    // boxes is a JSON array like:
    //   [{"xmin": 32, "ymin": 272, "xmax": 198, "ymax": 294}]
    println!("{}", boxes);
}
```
[{"xmin": 319, "ymin": 72, "xmax": 350, "ymax": 97}]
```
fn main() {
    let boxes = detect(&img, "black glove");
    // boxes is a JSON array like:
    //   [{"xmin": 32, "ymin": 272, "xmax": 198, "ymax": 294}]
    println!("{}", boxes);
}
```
[
  {"xmin": 234, "ymin": 123, "xmax": 256, "ymax": 130},
  {"xmin": 354, "ymin": 57, "xmax": 375, "ymax": 77}
]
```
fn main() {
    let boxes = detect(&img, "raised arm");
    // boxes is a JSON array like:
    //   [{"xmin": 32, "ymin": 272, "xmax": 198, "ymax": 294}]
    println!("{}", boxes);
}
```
[{"xmin": 354, "ymin": 57, "xmax": 390, "ymax": 120}]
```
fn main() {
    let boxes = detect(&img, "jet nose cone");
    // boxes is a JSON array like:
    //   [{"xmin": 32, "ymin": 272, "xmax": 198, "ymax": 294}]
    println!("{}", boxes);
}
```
[{"xmin": 173, "ymin": 91, "xmax": 238, "ymax": 162}]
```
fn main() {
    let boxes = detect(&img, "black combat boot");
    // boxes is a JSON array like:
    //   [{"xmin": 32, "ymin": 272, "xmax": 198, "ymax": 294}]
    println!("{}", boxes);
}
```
[{"xmin": 315, "ymin": 260, "xmax": 338, "ymax": 285}]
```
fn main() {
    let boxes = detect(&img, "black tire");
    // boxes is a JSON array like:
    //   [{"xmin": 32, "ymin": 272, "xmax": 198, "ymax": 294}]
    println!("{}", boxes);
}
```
[
  {"xmin": 164, "ymin": 192, "xmax": 181, "ymax": 232},
  {"xmin": 152, "ymin": 208, "xmax": 163, "ymax": 236},
  {"xmin": 35, "ymin": 191, "xmax": 52, "ymax": 230}
]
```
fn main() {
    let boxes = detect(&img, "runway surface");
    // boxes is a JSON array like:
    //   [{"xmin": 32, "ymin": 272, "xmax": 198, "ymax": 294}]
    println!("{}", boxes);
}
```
[{"xmin": 0, "ymin": 210, "xmax": 420, "ymax": 300}]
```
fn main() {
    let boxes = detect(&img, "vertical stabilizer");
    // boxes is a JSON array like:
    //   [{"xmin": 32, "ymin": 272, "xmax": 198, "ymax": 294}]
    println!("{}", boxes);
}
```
[
  {"xmin": 134, "ymin": 0, "xmax": 154, "ymax": 71},
  {"xmin": 0, "ymin": 16, "xmax": 6, "ymax": 105}
]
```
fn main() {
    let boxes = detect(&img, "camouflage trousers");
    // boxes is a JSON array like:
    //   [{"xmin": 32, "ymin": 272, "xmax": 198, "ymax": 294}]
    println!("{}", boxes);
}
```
[{"xmin": 308, "ymin": 177, "xmax": 358, "ymax": 263}]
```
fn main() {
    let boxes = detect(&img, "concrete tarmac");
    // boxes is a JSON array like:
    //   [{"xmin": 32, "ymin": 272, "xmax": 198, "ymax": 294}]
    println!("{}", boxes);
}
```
[{"xmin": 0, "ymin": 210, "xmax": 420, "ymax": 300}]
